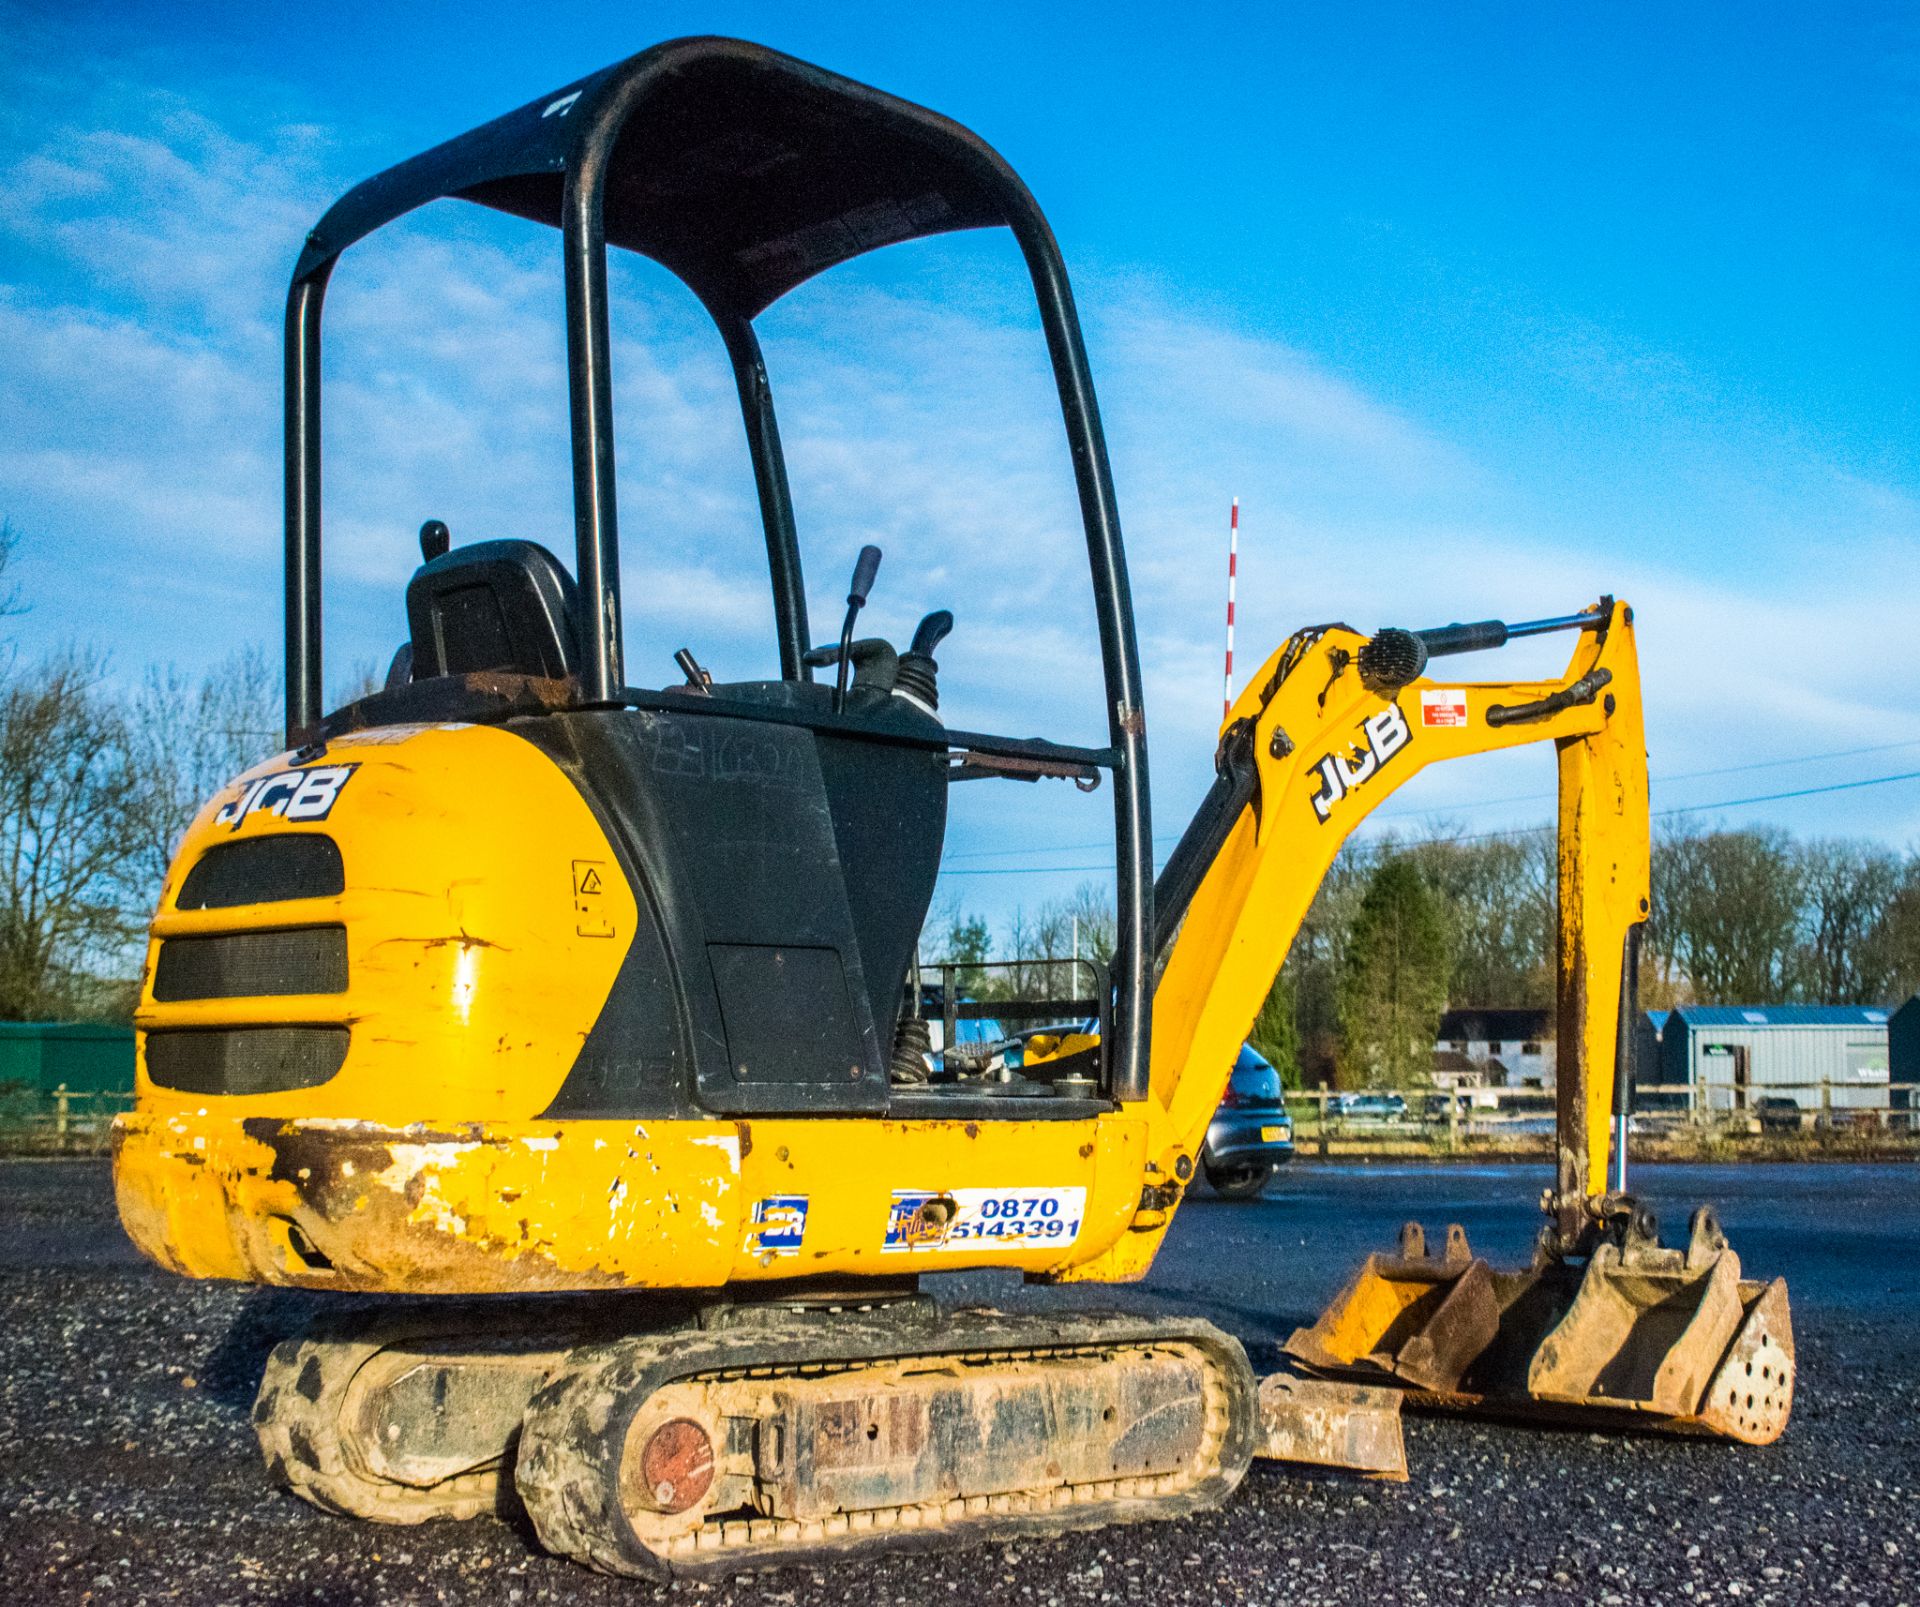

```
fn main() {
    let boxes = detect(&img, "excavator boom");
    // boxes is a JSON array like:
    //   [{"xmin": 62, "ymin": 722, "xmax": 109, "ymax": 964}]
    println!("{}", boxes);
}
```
[
  {"xmin": 1122, "ymin": 597, "xmax": 1790, "ymax": 1445},
  {"xmin": 1052, "ymin": 597, "xmax": 1651, "ymax": 1282}
]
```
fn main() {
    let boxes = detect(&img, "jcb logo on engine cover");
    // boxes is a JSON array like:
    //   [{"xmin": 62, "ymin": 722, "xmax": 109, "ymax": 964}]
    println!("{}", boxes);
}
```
[
  {"xmin": 1309, "ymin": 706, "xmax": 1411, "ymax": 823},
  {"xmin": 214, "ymin": 764, "xmax": 358, "ymax": 831}
]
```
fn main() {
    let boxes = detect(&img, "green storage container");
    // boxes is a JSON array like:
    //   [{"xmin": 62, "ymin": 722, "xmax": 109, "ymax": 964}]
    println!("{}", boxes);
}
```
[{"xmin": 0, "ymin": 1022, "xmax": 136, "ymax": 1096}]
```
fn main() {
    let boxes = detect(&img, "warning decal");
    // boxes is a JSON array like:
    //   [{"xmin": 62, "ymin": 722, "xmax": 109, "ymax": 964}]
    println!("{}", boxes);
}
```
[
  {"xmin": 572, "ymin": 859, "xmax": 614, "ymax": 938},
  {"xmin": 1420, "ymin": 689, "xmax": 1469, "ymax": 728}
]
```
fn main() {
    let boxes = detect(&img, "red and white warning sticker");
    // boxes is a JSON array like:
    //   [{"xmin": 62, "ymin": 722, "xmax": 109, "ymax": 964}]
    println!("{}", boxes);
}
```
[{"xmin": 1420, "ymin": 689, "xmax": 1469, "ymax": 728}]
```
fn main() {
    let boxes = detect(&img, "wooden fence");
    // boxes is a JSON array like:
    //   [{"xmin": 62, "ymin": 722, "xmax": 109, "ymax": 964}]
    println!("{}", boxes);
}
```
[
  {"xmin": 0, "ymin": 1078, "xmax": 1912, "ymax": 1159},
  {"xmin": 1283, "ymin": 1079, "xmax": 1918, "ymax": 1154},
  {"xmin": 0, "ymin": 1086, "xmax": 135, "ymax": 1155}
]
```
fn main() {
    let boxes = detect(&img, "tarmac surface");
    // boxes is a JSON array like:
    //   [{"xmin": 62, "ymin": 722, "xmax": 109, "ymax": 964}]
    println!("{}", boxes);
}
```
[{"xmin": 2, "ymin": 1157, "xmax": 1914, "ymax": 1606}]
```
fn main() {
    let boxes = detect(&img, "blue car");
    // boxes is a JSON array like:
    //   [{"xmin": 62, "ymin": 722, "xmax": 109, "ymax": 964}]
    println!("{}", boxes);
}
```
[{"xmin": 1200, "ymin": 1045, "xmax": 1296, "ymax": 1198}]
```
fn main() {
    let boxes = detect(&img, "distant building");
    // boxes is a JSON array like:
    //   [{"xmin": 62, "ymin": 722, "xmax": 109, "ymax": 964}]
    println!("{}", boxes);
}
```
[
  {"xmin": 1891, "ymin": 997, "xmax": 1920, "ymax": 1112},
  {"xmin": 1630, "ymin": 1010, "xmax": 1672, "ymax": 1108},
  {"xmin": 1435, "ymin": 1007, "xmax": 1555, "ymax": 1090},
  {"xmin": 1658, "ymin": 1005, "xmax": 1890, "ymax": 1113}
]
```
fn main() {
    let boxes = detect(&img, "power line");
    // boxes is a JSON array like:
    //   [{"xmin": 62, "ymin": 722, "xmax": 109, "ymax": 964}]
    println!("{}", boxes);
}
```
[
  {"xmin": 936, "ymin": 764, "xmax": 1920, "ymax": 877},
  {"xmin": 939, "ymin": 737, "xmax": 1920, "ymax": 865},
  {"xmin": 1655, "ymin": 767, "xmax": 1920, "ymax": 816},
  {"xmin": 1374, "ymin": 735, "xmax": 1920, "ymax": 824},
  {"xmin": 1634, "ymin": 737, "xmax": 1915, "ymax": 785}
]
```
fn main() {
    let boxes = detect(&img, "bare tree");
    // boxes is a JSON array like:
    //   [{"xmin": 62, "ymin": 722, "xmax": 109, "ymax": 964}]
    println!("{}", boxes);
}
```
[
  {"xmin": 1867, "ymin": 856, "xmax": 1920, "ymax": 1005},
  {"xmin": 329, "ymin": 656, "xmax": 384, "ymax": 711},
  {"xmin": 1651, "ymin": 826, "xmax": 1802, "ymax": 1003},
  {"xmin": 0, "ymin": 520, "xmax": 28, "ymax": 637},
  {"xmin": 1023, "ymin": 880, "xmax": 1116, "ymax": 999},
  {"xmin": 125, "ymin": 647, "xmax": 283, "ymax": 897},
  {"xmin": 1000, "ymin": 906, "xmax": 1041, "ymax": 1000},
  {"xmin": 0, "ymin": 650, "xmax": 146, "ymax": 1019},
  {"xmin": 1796, "ymin": 839, "xmax": 1901, "ymax": 1004},
  {"xmin": 1405, "ymin": 827, "xmax": 1554, "ymax": 1008}
]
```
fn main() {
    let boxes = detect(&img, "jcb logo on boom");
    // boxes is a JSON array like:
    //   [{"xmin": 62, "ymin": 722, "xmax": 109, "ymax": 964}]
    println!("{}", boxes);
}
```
[{"xmin": 1309, "ymin": 705, "xmax": 1411, "ymax": 824}]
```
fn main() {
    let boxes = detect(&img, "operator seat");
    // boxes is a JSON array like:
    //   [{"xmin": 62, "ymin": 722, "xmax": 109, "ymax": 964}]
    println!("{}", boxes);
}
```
[{"xmin": 404, "ymin": 538, "xmax": 581, "ymax": 681}]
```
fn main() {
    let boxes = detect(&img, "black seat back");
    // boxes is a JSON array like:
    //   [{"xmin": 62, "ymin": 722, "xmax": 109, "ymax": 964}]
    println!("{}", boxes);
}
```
[{"xmin": 405, "ymin": 539, "xmax": 580, "ymax": 680}]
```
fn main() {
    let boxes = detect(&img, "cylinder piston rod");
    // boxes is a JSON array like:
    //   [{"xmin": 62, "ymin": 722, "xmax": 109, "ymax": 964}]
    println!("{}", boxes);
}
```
[{"xmin": 1416, "ymin": 599, "xmax": 1613, "ymax": 659}]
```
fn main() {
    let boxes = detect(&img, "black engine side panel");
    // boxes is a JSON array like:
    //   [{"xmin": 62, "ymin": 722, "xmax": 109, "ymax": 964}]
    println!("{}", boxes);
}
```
[{"xmin": 522, "ymin": 690, "xmax": 946, "ymax": 1119}]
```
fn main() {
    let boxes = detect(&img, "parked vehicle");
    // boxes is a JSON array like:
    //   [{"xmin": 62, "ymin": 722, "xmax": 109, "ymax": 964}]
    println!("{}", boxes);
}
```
[
  {"xmin": 1200, "ymin": 1046, "xmax": 1296, "ymax": 1198},
  {"xmin": 1755, "ymin": 1096, "xmax": 1804, "ymax": 1133},
  {"xmin": 1330, "ymin": 1091, "xmax": 1409, "ymax": 1122}
]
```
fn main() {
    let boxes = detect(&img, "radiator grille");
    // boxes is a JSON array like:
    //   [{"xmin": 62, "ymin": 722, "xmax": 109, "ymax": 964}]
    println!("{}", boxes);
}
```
[
  {"xmin": 176, "ymin": 835, "xmax": 343, "ymax": 910},
  {"xmin": 152, "ymin": 927, "xmax": 347, "ymax": 1002},
  {"xmin": 145, "ymin": 1026, "xmax": 349, "ymax": 1096}
]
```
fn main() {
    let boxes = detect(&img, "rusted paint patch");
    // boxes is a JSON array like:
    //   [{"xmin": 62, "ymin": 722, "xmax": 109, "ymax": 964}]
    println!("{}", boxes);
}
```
[{"xmin": 115, "ymin": 1111, "xmax": 743, "ymax": 1293}]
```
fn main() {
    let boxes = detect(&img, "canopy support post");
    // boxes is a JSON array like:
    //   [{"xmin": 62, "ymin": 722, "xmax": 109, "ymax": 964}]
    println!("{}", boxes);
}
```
[
  {"xmin": 284, "ymin": 262, "xmax": 332, "ymax": 743},
  {"xmin": 719, "ymin": 313, "xmax": 811, "ymax": 682},
  {"xmin": 562, "ymin": 134, "xmax": 624, "ymax": 703},
  {"xmin": 1005, "ymin": 203, "xmax": 1153, "ymax": 1103}
]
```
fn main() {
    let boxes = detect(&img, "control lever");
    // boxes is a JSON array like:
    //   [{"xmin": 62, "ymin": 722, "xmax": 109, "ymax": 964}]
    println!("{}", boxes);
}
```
[
  {"xmin": 908, "ymin": 610, "xmax": 953, "ymax": 656},
  {"xmin": 830, "ymin": 545, "xmax": 882, "ymax": 713},
  {"xmin": 896, "ymin": 610, "xmax": 954, "ymax": 713},
  {"xmin": 673, "ymin": 648, "xmax": 712, "ymax": 694}
]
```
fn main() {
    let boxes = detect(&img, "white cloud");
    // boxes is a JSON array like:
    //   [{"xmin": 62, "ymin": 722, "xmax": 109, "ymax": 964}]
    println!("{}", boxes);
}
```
[{"xmin": 2, "ymin": 43, "xmax": 1918, "ymax": 930}]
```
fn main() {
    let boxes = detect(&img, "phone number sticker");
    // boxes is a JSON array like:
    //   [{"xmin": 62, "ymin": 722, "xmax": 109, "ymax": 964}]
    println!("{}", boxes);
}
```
[{"xmin": 881, "ymin": 1187, "xmax": 1086, "ymax": 1254}]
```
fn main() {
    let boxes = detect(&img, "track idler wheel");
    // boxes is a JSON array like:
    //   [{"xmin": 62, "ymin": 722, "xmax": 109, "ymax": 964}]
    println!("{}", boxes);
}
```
[
  {"xmin": 253, "ymin": 1307, "xmax": 573, "ymax": 1523},
  {"xmin": 515, "ymin": 1309, "xmax": 1258, "ymax": 1578}
]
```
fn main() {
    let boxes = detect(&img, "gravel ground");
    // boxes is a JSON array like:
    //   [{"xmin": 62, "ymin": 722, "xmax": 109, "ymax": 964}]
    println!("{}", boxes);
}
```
[{"xmin": 2, "ymin": 1158, "xmax": 1914, "ymax": 1606}]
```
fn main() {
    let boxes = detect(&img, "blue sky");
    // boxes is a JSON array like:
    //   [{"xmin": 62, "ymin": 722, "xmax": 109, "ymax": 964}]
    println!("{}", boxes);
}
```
[{"xmin": 2, "ymin": 1, "xmax": 1917, "ymax": 925}]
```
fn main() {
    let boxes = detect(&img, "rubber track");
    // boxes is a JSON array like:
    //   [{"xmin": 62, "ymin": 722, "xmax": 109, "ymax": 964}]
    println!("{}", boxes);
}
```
[
  {"xmin": 252, "ymin": 1309, "xmax": 504, "ymax": 1524},
  {"xmin": 515, "ymin": 1308, "xmax": 1258, "ymax": 1579}
]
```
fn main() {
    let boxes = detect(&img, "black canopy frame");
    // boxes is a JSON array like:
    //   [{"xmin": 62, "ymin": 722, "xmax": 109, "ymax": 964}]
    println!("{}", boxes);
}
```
[{"xmin": 281, "ymin": 36, "xmax": 1154, "ymax": 1097}]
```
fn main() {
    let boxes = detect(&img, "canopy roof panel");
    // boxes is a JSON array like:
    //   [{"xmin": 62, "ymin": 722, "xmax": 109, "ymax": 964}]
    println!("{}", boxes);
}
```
[{"xmin": 295, "ymin": 36, "xmax": 1020, "ymax": 317}]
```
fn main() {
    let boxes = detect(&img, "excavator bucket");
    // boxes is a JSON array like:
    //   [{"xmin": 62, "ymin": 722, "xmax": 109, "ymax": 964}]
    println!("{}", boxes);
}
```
[{"xmin": 1285, "ymin": 1211, "xmax": 1794, "ymax": 1445}]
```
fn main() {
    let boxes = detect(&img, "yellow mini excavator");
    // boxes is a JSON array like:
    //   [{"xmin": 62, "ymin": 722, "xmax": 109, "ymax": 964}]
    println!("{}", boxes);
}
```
[{"xmin": 113, "ymin": 37, "xmax": 1792, "ymax": 1579}]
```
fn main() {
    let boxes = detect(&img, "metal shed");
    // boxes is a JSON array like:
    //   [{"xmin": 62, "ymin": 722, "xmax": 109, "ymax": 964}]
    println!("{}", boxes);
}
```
[
  {"xmin": 1658, "ymin": 1004, "xmax": 1890, "ymax": 1114},
  {"xmin": 0, "ymin": 1022, "xmax": 135, "ymax": 1096},
  {"xmin": 1891, "ymin": 996, "xmax": 1920, "ymax": 1111}
]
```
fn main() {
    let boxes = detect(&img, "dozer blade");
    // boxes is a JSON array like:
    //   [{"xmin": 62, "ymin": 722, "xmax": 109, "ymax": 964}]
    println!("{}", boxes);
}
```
[
  {"xmin": 1285, "ymin": 1212, "xmax": 1794, "ymax": 1446},
  {"xmin": 1254, "ymin": 1373, "xmax": 1408, "ymax": 1481}
]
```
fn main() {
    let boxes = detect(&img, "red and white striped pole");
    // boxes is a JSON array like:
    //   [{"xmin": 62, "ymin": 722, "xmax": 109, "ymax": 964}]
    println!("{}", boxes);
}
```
[{"xmin": 1222, "ymin": 498, "xmax": 1239, "ymax": 720}]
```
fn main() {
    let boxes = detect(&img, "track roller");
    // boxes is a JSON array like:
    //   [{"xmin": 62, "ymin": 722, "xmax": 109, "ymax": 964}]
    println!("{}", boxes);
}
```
[{"xmin": 515, "ymin": 1308, "xmax": 1258, "ymax": 1578}]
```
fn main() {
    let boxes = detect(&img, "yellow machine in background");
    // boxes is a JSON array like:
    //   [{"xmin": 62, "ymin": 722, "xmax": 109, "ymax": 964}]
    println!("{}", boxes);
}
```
[{"xmin": 112, "ymin": 37, "xmax": 1790, "ymax": 1580}]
